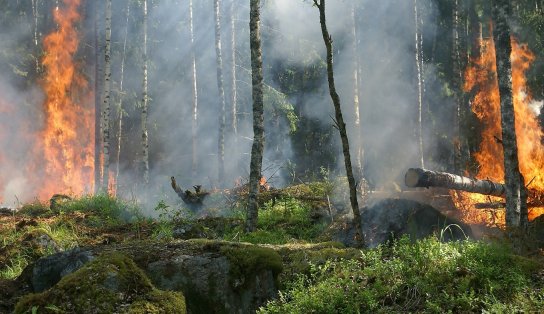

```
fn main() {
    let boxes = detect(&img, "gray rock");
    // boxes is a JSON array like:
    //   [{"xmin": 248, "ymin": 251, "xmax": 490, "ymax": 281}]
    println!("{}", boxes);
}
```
[
  {"xmin": 31, "ymin": 248, "xmax": 94, "ymax": 292},
  {"xmin": 146, "ymin": 250, "xmax": 277, "ymax": 314}
]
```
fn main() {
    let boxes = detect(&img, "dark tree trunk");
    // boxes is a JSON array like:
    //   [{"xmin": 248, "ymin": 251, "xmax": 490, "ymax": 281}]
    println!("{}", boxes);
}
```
[
  {"xmin": 314, "ymin": 0, "xmax": 364, "ymax": 247},
  {"xmin": 491, "ymin": 0, "xmax": 528, "ymax": 229},
  {"xmin": 246, "ymin": 0, "xmax": 265, "ymax": 232}
]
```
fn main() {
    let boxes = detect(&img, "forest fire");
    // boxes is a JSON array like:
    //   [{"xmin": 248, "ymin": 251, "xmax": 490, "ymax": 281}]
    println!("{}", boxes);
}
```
[
  {"xmin": 453, "ymin": 36, "xmax": 544, "ymax": 226},
  {"xmin": 30, "ymin": 0, "xmax": 94, "ymax": 199}
]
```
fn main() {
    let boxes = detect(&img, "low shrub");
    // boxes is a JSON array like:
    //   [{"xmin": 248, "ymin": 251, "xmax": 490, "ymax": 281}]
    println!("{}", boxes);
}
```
[{"xmin": 260, "ymin": 237, "xmax": 543, "ymax": 313}]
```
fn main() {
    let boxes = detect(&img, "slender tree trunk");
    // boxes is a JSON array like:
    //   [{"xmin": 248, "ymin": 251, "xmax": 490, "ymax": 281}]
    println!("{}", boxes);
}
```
[
  {"xmin": 453, "ymin": 0, "xmax": 463, "ymax": 173},
  {"xmin": 246, "ymin": 0, "xmax": 265, "ymax": 232},
  {"xmin": 115, "ymin": 0, "xmax": 131, "ymax": 186},
  {"xmin": 141, "ymin": 0, "xmax": 150, "ymax": 184},
  {"xmin": 351, "ymin": 3, "xmax": 362, "ymax": 176},
  {"xmin": 94, "ymin": 0, "xmax": 102, "ymax": 193},
  {"xmin": 189, "ymin": 0, "xmax": 198, "ymax": 178},
  {"xmin": 230, "ymin": 0, "xmax": 238, "ymax": 143},
  {"xmin": 491, "ymin": 0, "xmax": 528, "ymax": 229},
  {"xmin": 31, "ymin": 0, "xmax": 40, "ymax": 74},
  {"xmin": 414, "ymin": 0, "xmax": 424, "ymax": 169},
  {"xmin": 314, "ymin": 0, "xmax": 364, "ymax": 247},
  {"xmin": 102, "ymin": 0, "xmax": 112, "ymax": 193},
  {"xmin": 214, "ymin": 0, "xmax": 226, "ymax": 186}
]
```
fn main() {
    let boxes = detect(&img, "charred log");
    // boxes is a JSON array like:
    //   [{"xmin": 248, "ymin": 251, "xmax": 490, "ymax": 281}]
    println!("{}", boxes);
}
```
[
  {"xmin": 170, "ymin": 177, "xmax": 210, "ymax": 210},
  {"xmin": 405, "ymin": 168, "xmax": 506, "ymax": 196}
]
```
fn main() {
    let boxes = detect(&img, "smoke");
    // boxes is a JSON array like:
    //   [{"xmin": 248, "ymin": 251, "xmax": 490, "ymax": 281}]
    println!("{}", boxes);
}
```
[{"xmin": 0, "ymin": 0, "xmax": 458, "ymax": 212}]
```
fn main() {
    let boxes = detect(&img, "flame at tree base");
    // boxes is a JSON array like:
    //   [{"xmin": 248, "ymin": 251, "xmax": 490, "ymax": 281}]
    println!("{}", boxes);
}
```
[{"xmin": 454, "ymin": 36, "xmax": 544, "ymax": 227}]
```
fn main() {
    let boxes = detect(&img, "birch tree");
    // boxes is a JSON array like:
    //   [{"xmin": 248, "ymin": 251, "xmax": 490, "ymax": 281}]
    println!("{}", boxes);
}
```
[
  {"xmin": 246, "ymin": 0, "xmax": 264, "ymax": 232},
  {"xmin": 101, "ymin": 0, "xmax": 112, "ymax": 192},
  {"xmin": 115, "ymin": 0, "xmax": 131, "ymax": 186},
  {"xmin": 351, "ymin": 3, "xmax": 362, "ymax": 176},
  {"xmin": 189, "ymin": 0, "xmax": 198, "ymax": 177},
  {"xmin": 491, "ymin": 0, "xmax": 528, "ymax": 229},
  {"xmin": 314, "ymin": 0, "xmax": 364, "ymax": 247},
  {"xmin": 214, "ymin": 0, "xmax": 226, "ymax": 186},
  {"xmin": 94, "ymin": 0, "xmax": 102, "ymax": 193},
  {"xmin": 452, "ymin": 0, "xmax": 463, "ymax": 172},
  {"xmin": 141, "ymin": 0, "xmax": 150, "ymax": 184},
  {"xmin": 230, "ymin": 0, "xmax": 238, "ymax": 143},
  {"xmin": 414, "ymin": 0, "xmax": 424, "ymax": 168},
  {"xmin": 31, "ymin": 0, "xmax": 40, "ymax": 74}
]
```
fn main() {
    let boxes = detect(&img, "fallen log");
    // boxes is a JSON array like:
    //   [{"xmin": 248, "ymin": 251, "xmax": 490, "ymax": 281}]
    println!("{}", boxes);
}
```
[{"xmin": 405, "ymin": 168, "xmax": 506, "ymax": 197}]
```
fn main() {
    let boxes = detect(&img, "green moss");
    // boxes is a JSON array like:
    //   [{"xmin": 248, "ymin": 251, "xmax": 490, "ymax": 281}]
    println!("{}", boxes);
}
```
[
  {"xmin": 14, "ymin": 252, "xmax": 185, "ymax": 314},
  {"xmin": 127, "ymin": 290, "xmax": 186, "ymax": 314},
  {"xmin": 277, "ymin": 245, "xmax": 360, "ymax": 288},
  {"xmin": 221, "ymin": 245, "xmax": 283, "ymax": 290}
]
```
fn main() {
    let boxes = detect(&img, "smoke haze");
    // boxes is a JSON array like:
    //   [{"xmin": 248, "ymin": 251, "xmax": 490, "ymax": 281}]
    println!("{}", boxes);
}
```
[{"xmin": 0, "ymin": 0, "xmax": 457, "ymax": 212}]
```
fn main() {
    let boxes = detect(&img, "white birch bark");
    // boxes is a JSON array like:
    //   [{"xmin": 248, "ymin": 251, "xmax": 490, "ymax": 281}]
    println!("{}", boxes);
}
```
[
  {"xmin": 101, "ymin": 0, "xmax": 112, "ymax": 193},
  {"xmin": 141, "ymin": 0, "xmax": 150, "ymax": 184}
]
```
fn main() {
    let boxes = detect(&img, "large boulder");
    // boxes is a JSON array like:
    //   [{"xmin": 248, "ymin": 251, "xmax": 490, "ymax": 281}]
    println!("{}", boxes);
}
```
[
  {"xmin": 22, "ymin": 239, "xmax": 282, "ymax": 313},
  {"xmin": 16, "ymin": 252, "xmax": 186, "ymax": 314},
  {"xmin": 30, "ymin": 248, "xmax": 94, "ymax": 292},
  {"xmin": 331, "ymin": 198, "xmax": 473, "ymax": 247}
]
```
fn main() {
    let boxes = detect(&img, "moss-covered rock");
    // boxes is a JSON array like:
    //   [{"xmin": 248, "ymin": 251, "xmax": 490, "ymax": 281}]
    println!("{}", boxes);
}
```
[
  {"xmin": 15, "ymin": 252, "xmax": 185, "ymax": 314},
  {"xmin": 274, "ymin": 242, "xmax": 361, "ymax": 288}
]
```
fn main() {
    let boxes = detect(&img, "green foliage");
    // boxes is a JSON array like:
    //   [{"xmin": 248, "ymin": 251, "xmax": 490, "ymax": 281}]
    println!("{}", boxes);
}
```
[
  {"xmin": 264, "ymin": 85, "xmax": 299, "ymax": 133},
  {"xmin": 18, "ymin": 201, "xmax": 51, "ymax": 217},
  {"xmin": 228, "ymin": 196, "xmax": 326, "ymax": 245},
  {"xmin": 260, "ymin": 237, "xmax": 543, "ymax": 313},
  {"xmin": 53, "ymin": 194, "xmax": 140, "ymax": 226}
]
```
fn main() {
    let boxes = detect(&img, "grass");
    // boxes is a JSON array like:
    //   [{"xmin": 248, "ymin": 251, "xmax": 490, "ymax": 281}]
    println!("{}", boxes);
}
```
[
  {"xmin": 2, "ymin": 184, "xmax": 544, "ymax": 313},
  {"xmin": 0, "ymin": 194, "xmax": 145, "ymax": 280},
  {"xmin": 259, "ymin": 236, "xmax": 544, "ymax": 313},
  {"xmin": 224, "ymin": 196, "xmax": 327, "ymax": 244}
]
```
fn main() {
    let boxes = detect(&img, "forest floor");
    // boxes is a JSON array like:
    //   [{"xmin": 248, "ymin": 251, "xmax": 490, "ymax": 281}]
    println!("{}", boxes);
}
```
[{"xmin": 1, "ymin": 183, "xmax": 543, "ymax": 313}]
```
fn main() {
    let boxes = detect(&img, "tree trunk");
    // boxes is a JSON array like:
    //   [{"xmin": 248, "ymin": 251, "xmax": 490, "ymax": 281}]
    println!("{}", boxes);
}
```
[
  {"xmin": 115, "ymin": 0, "xmax": 131, "ymax": 187},
  {"xmin": 230, "ymin": 0, "xmax": 238, "ymax": 144},
  {"xmin": 491, "ymin": 0, "xmax": 528, "ymax": 228},
  {"xmin": 452, "ymin": 0, "xmax": 463, "ymax": 173},
  {"xmin": 141, "ymin": 0, "xmax": 149, "ymax": 184},
  {"xmin": 246, "ymin": 0, "xmax": 265, "ymax": 233},
  {"xmin": 93, "ymin": 0, "xmax": 102, "ymax": 193},
  {"xmin": 351, "ymin": 3, "xmax": 362, "ymax": 176},
  {"xmin": 31, "ymin": 0, "xmax": 40, "ymax": 74},
  {"xmin": 214, "ymin": 0, "xmax": 226, "ymax": 186},
  {"xmin": 101, "ymin": 0, "xmax": 112, "ymax": 193},
  {"xmin": 189, "ymin": 0, "xmax": 198, "ymax": 178},
  {"xmin": 314, "ymin": 0, "xmax": 364, "ymax": 247},
  {"xmin": 405, "ymin": 167, "xmax": 506, "ymax": 196},
  {"xmin": 414, "ymin": 0, "xmax": 425, "ymax": 168}
]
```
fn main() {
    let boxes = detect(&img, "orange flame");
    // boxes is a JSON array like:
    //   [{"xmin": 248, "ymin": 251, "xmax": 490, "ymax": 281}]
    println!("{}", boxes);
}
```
[
  {"xmin": 31, "ymin": 0, "xmax": 94, "ymax": 199},
  {"xmin": 455, "ymin": 35, "xmax": 544, "ymax": 225}
]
